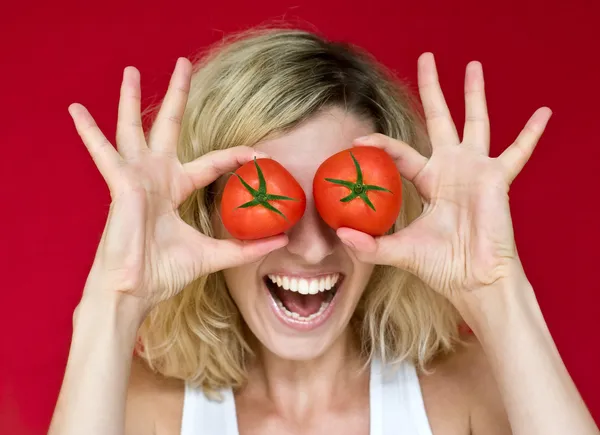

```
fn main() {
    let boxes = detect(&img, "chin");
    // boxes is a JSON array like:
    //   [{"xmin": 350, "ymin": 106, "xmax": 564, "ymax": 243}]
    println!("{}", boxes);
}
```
[
  {"xmin": 234, "ymin": 270, "xmax": 362, "ymax": 361},
  {"xmin": 260, "ymin": 334, "xmax": 340, "ymax": 361}
]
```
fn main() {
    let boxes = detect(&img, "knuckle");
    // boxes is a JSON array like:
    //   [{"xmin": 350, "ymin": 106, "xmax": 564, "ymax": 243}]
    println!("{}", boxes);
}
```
[
  {"xmin": 96, "ymin": 137, "xmax": 113, "ymax": 150},
  {"xmin": 167, "ymin": 115, "xmax": 182, "ymax": 125},
  {"xmin": 207, "ymin": 158, "xmax": 228, "ymax": 176},
  {"xmin": 424, "ymin": 107, "xmax": 449, "ymax": 120},
  {"xmin": 121, "ymin": 90, "xmax": 141, "ymax": 101},
  {"xmin": 226, "ymin": 146, "xmax": 255, "ymax": 165},
  {"xmin": 418, "ymin": 81, "xmax": 438, "ymax": 92},
  {"xmin": 163, "ymin": 114, "xmax": 182, "ymax": 126},
  {"xmin": 523, "ymin": 123, "xmax": 540, "ymax": 135},
  {"xmin": 173, "ymin": 85, "xmax": 190, "ymax": 96},
  {"xmin": 116, "ymin": 121, "xmax": 143, "ymax": 140},
  {"xmin": 465, "ymin": 115, "xmax": 487, "ymax": 123},
  {"xmin": 108, "ymin": 181, "xmax": 147, "ymax": 203},
  {"xmin": 464, "ymin": 88, "xmax": 483, "ymax": 97},
  {"xmin": 238, "ymin": 240, "xmax": 256, "ymax": 261},
  {"xmin": 81, "ymin": 120, "xmax": 99, "ymax": 132}
]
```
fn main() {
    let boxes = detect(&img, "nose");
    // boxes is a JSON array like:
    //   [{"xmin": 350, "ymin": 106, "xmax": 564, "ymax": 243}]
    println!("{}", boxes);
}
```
[{"xmin": 285, "ymin": 199, "xmax": 337, "ymax": 264}]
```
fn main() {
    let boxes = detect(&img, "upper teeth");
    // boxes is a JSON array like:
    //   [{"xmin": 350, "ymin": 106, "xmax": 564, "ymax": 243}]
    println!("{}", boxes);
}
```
[{"xmin": 267, "ymin": 273, "xmax": 340, "ymax": 295}]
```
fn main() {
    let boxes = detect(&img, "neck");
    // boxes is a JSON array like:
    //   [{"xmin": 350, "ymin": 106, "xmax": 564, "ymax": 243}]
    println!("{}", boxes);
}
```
[{"xmin": 242, "ymin": 328, "xmax": 369, "ymax": 420}]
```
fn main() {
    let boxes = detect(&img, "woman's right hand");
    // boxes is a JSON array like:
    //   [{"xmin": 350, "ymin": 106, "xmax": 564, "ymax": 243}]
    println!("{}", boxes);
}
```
[{"xmin": 70, "ymin": 57, "xmax": 288, "ymax": 316}]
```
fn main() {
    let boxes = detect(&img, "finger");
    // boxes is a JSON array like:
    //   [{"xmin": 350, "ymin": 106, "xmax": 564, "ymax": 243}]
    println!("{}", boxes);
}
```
[
  {"xmin": 338, "ymin": 228, "xmax": 423, "ymax": 278},
  {"xmin": 498, "ymin": 107, "xmax": 552, "ymax": 183},
  {"xmin": 352, "ymin": 134, "xmax": 428, "ymax": 182},
  {"xmin": 418, "ymin": 52, "xmax": 460, "ymax": 148},
  {"xmin": 337, "ymin": 227, "xmax": 419, "ymax": 274},
  {"xmin": 116, "ymin": 66, "xmax": 146, "ymax": 158},
  {"xmin": 68, "ymin": 103, "xmax": 123, "ymax": 190},
  {"xmin": 462, "ymin": 61, "xmax": 490, "ymax": 155},
  {"xmin": 182, "ymin": 146, "xmax": 270, "ymax": 190},
  {"xmin": 148, "ymin": 57, "xmax": 193, "ymax": 154},
  {"xmin": 200, "ymin": 234, "xmax": 289, "ymax": 274}
]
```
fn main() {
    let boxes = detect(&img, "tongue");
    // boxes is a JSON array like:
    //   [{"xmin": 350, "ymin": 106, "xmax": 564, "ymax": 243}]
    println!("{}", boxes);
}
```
[{"xmin": 274, "ymin": 287, "xmax": 327, "ymax": 317}]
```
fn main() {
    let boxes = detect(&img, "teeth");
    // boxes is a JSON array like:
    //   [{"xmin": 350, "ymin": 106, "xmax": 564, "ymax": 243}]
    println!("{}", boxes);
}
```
[
  {"xmin": 267, "ymin": 273, "xmax": 340, "ymax": 293},
  {"xmin": 275, "ymin": 298, "xmax": 331, "ymax": 321},
  {"xmin": 298, "ymin": 279, "xmax": 309, "ymax": 295}
]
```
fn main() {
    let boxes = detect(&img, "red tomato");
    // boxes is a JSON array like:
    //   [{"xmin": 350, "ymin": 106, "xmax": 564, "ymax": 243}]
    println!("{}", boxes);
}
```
[
  {"xmin": 220, "ymin": 158, "xmax": 306, "ymax": 240},
  {"xmin": 313, "ymin": 146, "xmax": 402, "ymax": 236}
]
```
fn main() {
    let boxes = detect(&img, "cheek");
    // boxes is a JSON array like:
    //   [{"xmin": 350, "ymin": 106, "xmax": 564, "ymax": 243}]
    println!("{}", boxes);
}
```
[
  {"xmin": 222, "ymin": 266, "xmax": 259, "ymax": 309},
  {"xmin": 222, "ymin": 269, "xmax": 241, "ymax": 301},
  {"xmin": 352, "ymin": 263, "xmax": 376, "ymax": 296}
]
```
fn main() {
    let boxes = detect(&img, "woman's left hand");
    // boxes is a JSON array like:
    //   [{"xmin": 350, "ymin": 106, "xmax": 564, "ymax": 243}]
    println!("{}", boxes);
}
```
[{"xmin": 337, "ymin": 52, "xmax": 552, "ymax": 302}]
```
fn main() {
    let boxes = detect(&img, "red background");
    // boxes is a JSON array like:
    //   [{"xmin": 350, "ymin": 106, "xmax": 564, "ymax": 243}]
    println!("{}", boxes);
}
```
[{"xmin": 2, "ymin": 1, "xmax": 599, "ymax": 433}]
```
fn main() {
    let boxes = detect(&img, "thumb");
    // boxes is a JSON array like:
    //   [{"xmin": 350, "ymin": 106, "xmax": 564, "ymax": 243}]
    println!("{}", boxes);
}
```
[
  {"xmin": 337, "ymin": 227, "xmax": 418, "ymax": 274},
  {"xmin": 202, "ymin": 234, "xmax": 289, "ymax": 274}
]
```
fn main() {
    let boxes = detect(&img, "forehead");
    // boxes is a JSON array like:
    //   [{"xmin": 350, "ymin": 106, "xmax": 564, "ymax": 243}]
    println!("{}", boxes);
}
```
[{"xmin": 254, "ymin": 107, "xmax": 376, "ymax": 185}]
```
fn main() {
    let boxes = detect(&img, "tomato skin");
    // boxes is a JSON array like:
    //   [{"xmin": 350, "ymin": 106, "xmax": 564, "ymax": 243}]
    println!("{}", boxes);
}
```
[
  {"xmin": 220, "ymin": 158, "xmax": 306, "ymax": 240},
  {"xmin": 313, "ymin": 146, "xmax": 402, "ymax": 236}
]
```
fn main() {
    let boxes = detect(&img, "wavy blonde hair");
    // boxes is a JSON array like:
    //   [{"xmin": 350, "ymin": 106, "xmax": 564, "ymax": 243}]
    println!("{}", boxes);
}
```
[{"xmin": 137, "ymin": 25, "xmax": 462, "ymax": 395}]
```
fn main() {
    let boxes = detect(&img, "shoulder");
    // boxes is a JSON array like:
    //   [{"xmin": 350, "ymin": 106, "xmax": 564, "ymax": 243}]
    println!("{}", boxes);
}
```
[
  {"xmin": 125, "ymin": 356, "xmax": 185, "ymax": 435},
  {"xmin": 419, "ymin": 335, "xmax": 511, "ymax": 435}
]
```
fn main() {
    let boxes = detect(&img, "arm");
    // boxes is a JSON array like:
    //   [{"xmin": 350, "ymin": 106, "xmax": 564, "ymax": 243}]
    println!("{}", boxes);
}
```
[
  {"xmin": 48, "ymin": 292, "xmax": 150, "ymax": 435},
  {"xmin": 461, "ymin": 264, "xmax": 599, "ymax": 435},
  {"xmin": 336, "ymin": 53, "xmax": 598, "ymax": 435},
  {"xmin": 48, "ymin": 58, "xmax": 286, "ymax": 435}
]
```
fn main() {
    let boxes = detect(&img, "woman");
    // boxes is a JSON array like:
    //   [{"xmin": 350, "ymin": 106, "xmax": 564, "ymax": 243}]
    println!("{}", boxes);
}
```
[{"xmin": 49, "ymin": 28, "xmax": 598, "ymax": 435}]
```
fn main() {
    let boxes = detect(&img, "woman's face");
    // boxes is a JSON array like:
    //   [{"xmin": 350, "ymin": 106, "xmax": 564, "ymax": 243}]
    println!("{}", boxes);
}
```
[{"xmin": 215, "ymin": 107, "xmax": 376, "ymax": 360}]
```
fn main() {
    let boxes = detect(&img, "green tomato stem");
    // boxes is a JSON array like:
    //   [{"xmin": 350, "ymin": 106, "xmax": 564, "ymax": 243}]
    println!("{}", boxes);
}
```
[
  {"xmin": 324, "ymin": 151, "xmax": 392, "ymax": 211},
  {"xmin": 233, "ymin": 158, "xmax": 298, "ymax": 220}
]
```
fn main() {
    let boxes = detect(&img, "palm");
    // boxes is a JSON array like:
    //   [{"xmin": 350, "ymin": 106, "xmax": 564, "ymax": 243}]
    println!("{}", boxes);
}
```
[
  {"xmin": 144, "ymin": 213, "xmax": 214, "ymax": 303},
  {"xmin": 394, "ymin": 146, "xmax": 515, "ymax": 295},
  {"xmin": 339, "ymin": 53, "xmax": 552, "ymax": 299},
  {"xmin": 106, "ymin": 153, "xmax": 209, "ymax": 302}
]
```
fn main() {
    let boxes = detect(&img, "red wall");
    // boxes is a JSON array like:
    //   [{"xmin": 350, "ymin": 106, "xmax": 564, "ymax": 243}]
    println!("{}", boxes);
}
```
[{"xmin": 2, "ymin": 1, "xmax": 599, "ymax": 433}]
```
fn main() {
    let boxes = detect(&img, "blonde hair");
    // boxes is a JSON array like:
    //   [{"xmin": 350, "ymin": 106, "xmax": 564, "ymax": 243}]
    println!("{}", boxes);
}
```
[{"xmin": 137, "ymin": 25, "xmax": 462, "ymax": 394}]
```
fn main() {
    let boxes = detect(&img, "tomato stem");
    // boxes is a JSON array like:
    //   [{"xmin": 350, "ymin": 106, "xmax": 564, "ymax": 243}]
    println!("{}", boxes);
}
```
[
  {"xmin": 233, "ymin": 158, "xmax": 298, "ymax": 220},
  {"xmin": 324, "ymin": 151, "xmax": 392, "ymax": 211}
]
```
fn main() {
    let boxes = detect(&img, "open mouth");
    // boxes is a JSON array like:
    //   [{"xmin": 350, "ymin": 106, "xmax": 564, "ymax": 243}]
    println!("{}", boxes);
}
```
[{"xmin": 263, "ymin": 273, "xmax": 344, "ymax": 329}]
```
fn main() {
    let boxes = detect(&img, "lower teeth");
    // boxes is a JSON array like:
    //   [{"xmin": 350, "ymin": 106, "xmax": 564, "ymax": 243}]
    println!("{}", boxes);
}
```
[{"xmin": 276, "ymin": 299, "xmax": 330, "ymax": 321}]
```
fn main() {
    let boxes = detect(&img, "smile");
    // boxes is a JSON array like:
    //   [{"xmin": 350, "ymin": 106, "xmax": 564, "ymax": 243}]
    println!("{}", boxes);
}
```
[{"xmin": 263, "ymin": 273, "xmax": 344, "ymax": 331}]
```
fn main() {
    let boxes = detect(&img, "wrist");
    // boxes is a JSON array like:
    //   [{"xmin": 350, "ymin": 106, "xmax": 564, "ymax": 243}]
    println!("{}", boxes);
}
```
[
  {"xmin": 453, "ymin": 263, "xmax": 544, "ymax": 338},
  {"xmin": 74, "ymin": 291, "xmax": 148, "ymax": 344}
]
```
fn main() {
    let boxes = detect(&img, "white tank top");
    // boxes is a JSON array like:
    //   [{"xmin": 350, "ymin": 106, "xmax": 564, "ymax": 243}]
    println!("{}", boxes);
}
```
[{"xmin": 180, "ymin": 358, "xmax": 433, "ymax": 435}]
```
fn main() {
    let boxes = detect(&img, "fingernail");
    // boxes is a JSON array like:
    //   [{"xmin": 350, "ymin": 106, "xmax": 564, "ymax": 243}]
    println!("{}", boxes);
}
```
[{"xmin": 353, "ymin": 136, "xmax": 372, "ymax": 144}]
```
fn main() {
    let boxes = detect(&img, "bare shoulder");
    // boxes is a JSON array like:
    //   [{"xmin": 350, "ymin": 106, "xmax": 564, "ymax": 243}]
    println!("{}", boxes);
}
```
[
  {"xmin": 419, "ymin": 335, "xmax": 511, "ymax": 435},
  {"xmin": 125, "ymin": 356, "xmax": 184, "ymax": 435}
]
